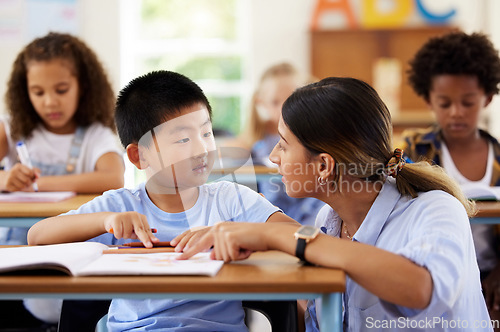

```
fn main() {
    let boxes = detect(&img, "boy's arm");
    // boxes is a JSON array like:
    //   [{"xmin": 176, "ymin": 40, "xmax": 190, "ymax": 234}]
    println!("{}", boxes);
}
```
[
  {"xmin": 28, "ymin": 212, "xmax": 111, "ymax": 245},
  {"xmin": 34, "ymin": 152, "xmax": 125, "ymax": 193},
  {"xmin": 28, "ymin": 211, "xmax": 158, "ymax": 247},
  {"xmin": 266, "ymin": 211, "xmax": 301, "ymax": 225}
]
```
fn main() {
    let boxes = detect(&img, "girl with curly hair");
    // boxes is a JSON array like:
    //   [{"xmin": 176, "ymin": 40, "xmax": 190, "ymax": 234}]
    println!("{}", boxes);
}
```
[
  {"xmin": 0, "ymin": 32, "xmax": 124, "ymax": 196},
  {"xmin": 399, "ymin": 30, "xmax": 500, "ymax": 326}
]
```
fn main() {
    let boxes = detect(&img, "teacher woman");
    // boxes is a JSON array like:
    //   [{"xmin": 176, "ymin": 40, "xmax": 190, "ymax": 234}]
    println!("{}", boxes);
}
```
[{"xmin": 178, "ymin": 77, "xmax": 492, "ymax": 331}]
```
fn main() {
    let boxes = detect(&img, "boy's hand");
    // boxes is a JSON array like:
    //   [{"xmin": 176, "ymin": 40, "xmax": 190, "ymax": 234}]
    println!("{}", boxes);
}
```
[
  {"xmin": 104, "ymin": 211, "xmax": 159, "ymax": 248},
  {"xmin": 178, "ymin": 222, "xmax": 269, "ymax": 262},
  {"xmin": 170, "ymin": 226, "xmax": 211, "ymax": 252},
  {"xmin": 3, "ymin": 164, "xmax": 38, "ymax": 192}
]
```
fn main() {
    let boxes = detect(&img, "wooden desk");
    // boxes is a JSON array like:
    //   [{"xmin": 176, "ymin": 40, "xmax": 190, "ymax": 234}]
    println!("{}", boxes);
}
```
[
  {"xmin": 0, "ymin": 250, "xmax": 345, "ymax": 331},
  {"xmin": 0, "ymin": 194, "xmax": 97, "ymax": 227},
  {"xmin": 471, "ymin": 201, "xmax": 500, "ymax": 224}
]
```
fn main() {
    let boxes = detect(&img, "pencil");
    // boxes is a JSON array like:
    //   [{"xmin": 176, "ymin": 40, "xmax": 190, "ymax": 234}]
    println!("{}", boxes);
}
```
[
  {"xmin": 121, "ymin": 241, "xmax": 172, "ymax": 248},
  {"xmin": 108, "ymin": 228, "xmax": 157, "ymax": 234},
  {"xmin": 102, "ymin": 247, "xmax": 176, "ymax": 254}
]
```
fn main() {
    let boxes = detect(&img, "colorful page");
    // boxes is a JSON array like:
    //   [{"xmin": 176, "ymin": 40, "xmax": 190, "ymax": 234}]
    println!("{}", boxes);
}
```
[{"xmin": 76, "ymin": 252, "xmax": 223, "ymax": 277}]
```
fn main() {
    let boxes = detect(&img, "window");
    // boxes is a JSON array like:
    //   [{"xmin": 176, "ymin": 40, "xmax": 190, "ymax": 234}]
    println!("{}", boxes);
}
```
[
  {"xmin": 120, "ymin": 0, "xmax": 250, "ymax": 187},
  {"xmin": 120, "ymin": 0, "xmax": 249, "ymax": 135}
]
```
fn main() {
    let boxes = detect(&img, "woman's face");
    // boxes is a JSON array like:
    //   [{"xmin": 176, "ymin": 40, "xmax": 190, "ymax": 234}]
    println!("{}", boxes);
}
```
[
  {"xmin": 269, "ymin": 116, "xmax": 319, "ymax": 198},
  {"xmin": 427, "ymin": 74, "xmax": 492, "ymax": 142},
  {"xmin": 26, "ymin": 59, "xmax": 80, "ymax": 134}
]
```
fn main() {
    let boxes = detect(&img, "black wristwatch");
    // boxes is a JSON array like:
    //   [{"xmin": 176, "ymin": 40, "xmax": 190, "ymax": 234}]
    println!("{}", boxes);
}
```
[{"xmin": 294, "ymin": 226, "xmax": 320, "ymax": 264}]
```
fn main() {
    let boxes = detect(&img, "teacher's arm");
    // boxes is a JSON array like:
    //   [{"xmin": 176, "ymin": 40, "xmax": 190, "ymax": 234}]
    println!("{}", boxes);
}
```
[{"xmin": 180, "ymin": 222, "xmax": 432, "ymax": 310}]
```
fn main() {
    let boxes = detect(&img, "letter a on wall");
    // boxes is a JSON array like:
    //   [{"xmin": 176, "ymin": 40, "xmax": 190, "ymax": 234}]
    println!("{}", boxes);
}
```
[{"xmin": 310, "ymin": 0, "xmax": 357, "ymax": 30}]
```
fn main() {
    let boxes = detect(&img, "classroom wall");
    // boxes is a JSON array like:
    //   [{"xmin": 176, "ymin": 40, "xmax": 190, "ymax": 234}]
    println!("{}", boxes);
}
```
[
  {"xmin": 0, "ymin": 0, "xmax": 121, "ymax": 115},
  {"xmin": 1, "ymin": 0, "xmax": 500, "ymax": 136}
]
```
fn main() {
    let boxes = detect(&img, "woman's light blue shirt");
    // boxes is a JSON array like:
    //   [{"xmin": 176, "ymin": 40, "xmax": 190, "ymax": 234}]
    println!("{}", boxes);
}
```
[{"xmin": 307, "ymin": 178, "xmax": 492, "ymax": 331}]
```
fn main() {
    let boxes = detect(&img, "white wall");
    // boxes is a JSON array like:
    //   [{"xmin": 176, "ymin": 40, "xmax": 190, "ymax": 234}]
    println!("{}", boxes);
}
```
[
  {"xmin": 248, "ymin": 0, "xmax": 314, "ymax": 84},
  {"xmin": 79, "ymin": 0, "xmax": 121, "ymax": 93}
]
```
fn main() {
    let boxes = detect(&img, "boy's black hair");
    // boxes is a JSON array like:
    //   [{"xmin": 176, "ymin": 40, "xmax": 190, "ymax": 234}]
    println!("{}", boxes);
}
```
[
  {"xmin": 115, "ymin": 70, "xmax": 212, "ymax": 147},
  {"xmin": 408, "ymin": 31, "xmax": 500, "ymax": 101}
]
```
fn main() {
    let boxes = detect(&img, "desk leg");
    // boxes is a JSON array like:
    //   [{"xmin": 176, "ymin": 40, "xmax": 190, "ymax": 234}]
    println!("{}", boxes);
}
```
[{"xmin": 321, "ymin": 293, "xmax": 342, "ymax": 331}]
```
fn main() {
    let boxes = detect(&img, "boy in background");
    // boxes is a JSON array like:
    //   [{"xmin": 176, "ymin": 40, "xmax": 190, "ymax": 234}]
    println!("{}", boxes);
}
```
[{"xmin": 399, "ymin": 30, "xmax": 500, "ymax": 326}]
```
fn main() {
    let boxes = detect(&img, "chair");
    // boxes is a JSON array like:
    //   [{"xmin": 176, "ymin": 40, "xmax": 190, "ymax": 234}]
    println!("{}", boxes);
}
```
[
  {"xmin": 58, "ymin": 299, "xmax": 298, "ymax": 332},
  {"xmin": 243, "ymin": 300, "xmax": 298, "ymax": 332}
]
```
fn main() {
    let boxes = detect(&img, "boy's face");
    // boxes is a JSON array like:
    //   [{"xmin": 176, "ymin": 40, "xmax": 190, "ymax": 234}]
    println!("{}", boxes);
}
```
[
  {"xmin": 139, "ymin": 105, "xmax": 216, "ymax": 192},
  {"xmin": 428, "ymin": 74, "xmax": 492, "ymax": 142}
]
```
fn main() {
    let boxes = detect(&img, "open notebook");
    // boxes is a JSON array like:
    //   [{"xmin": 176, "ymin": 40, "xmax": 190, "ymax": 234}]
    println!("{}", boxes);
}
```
[
  {"xmin": 0, "ymin": 191, "xmax": 76, "ymax": 203},
  {"xmin": 461, "ymin": 183, "xmax": 500, "ymax": 201},
  {"xmin": 0, "ymin": 242, "xmax": 223, "ymax": 277}
]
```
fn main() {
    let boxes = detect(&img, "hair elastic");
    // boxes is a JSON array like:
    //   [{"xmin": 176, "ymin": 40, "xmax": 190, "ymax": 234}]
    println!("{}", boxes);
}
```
[{"xmin": 385, "ymin": 148, "xmax": 405, "ymax": 178}]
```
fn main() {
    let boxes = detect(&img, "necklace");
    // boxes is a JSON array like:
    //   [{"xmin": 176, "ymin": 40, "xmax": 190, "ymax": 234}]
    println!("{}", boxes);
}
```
[{"xmin": 342, "ymin": 221, "xmax": 352, "ymax": 240}]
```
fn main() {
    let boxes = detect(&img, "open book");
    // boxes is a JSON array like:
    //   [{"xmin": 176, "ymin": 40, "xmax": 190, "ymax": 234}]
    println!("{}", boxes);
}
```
[
  {"xmin": 0, "ymin": 191, "xmax": 76, "ymax": 203},
  {"xmin": 461, "ymin": 183, "xmax": 500, "ymax": 201},
  {"xmin": 0, "ymin": 242, "xmax": 223, "ymax": 277}
]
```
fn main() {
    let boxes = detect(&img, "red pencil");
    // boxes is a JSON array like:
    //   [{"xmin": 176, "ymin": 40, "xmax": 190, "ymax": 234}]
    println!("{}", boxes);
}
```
[
  {"xmin": 108, "ymin": 228, "xmax": 157, "ymax": 234},
  {"xmin": 103, "ymin": 247, "xmax": 176, "ymax": 254},
  {"xmin": 121, "ymin": 241, "xmax": 172, "ymax": 248}
]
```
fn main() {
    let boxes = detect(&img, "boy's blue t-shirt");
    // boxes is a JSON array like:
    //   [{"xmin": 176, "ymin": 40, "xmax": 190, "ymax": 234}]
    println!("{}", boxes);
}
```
[{"xmin": 62, "ymin": 180, "xmax": 280, "ymax": 331}]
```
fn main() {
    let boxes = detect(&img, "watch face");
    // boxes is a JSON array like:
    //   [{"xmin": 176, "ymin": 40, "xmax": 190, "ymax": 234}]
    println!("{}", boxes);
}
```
[
  {"xmin": 300, "ymin": 226, "xmax": 318, "ymax": 236},
  {"xmin": 296, "ymin": 226, "xmax": 319, "ymax": 238}
]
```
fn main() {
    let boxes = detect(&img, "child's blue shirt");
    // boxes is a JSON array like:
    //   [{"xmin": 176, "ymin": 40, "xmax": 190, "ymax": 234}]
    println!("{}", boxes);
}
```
[{"xmin": 62, "ymin": 180, "xmax": 280, "ymax": 331}]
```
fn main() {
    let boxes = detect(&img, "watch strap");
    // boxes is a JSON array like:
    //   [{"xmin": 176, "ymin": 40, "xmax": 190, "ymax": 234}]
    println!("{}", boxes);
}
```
[{"xmin": 295, "ymin": 238, "xmax": 308, "ymax": 264}]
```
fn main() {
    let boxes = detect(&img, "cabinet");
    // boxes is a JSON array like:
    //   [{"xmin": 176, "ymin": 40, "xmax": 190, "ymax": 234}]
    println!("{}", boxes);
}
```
[{"xmin": 310, "ymin": 27, "xmax": 455, "ymax": 135}]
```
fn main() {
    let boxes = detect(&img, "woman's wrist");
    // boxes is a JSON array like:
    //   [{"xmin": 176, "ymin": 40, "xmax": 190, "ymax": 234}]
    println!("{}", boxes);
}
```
[{"xmin": 264, "ymin": 223, "xmax": 299, "ymax": 254}]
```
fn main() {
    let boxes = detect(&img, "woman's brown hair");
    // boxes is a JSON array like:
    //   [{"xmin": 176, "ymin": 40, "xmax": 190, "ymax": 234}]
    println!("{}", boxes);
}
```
[{"xmin": 282, "ymin": 77, "xmax": 475, "ymax": 217}]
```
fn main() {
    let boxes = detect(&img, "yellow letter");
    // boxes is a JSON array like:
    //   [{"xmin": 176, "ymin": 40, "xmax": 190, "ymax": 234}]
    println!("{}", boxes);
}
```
[{"xmin": 361, "ymin": 0, "xmax": 412, "ymax": 28}]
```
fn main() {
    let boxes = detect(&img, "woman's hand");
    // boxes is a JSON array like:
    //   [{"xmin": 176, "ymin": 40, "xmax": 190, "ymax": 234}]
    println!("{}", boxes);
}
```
[
  {"xmin": 170, "ymin": 226, "xmax": 211, "ymax": 252},
  {"xmin": 178, "ymin": 222, "xmax": 272, "ymax": 262},
  {"xmin": 103, "ymin": 211, "xmax": 159, "ymax": 248}
]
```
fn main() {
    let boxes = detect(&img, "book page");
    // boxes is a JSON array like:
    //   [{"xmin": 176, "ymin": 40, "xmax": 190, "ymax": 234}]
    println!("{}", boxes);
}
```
[
  {"xmin": 76, "ymin": 252, "xmax": 224, "ymax": 277},
  {"xmin": 0, "ymin": 191, "xmax": 76, "ymax": 203},
  {"xmin": 461, "ymin": 183, "xmax": 500, "ymax": 201},
  {"xmin": 0, "ymin": 242, "xmax": 109, "ymax": 275}
]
